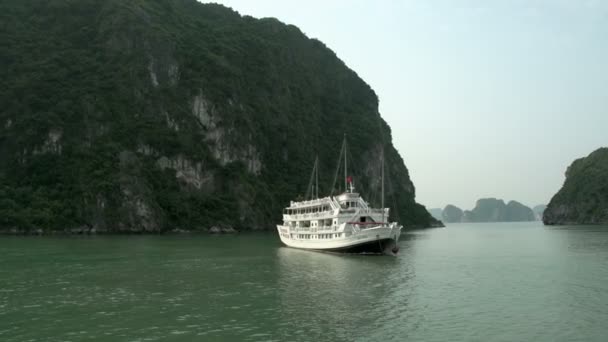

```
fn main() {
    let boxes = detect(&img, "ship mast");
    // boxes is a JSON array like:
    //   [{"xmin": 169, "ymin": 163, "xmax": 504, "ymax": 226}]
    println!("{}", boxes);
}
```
[
  {"xmin": 344, "ymin": 135, "xmax": 347, "ymax": 192},
  {"xmin": 306, "ymin": 156, "xmax": 319, "ymax": 200},
  {"xmin": 315, "ymin": 155, "xmax": 319, "ymax": 198},
  {"xmin": 381, "ymin": 147, "xmax": 385, "ymax": 224}
]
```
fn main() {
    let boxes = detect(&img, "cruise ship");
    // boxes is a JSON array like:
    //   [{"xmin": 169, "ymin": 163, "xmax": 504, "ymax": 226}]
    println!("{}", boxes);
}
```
[{"xmin": 276, "ymin": 139, "xmax": 402, "ymax": 255}]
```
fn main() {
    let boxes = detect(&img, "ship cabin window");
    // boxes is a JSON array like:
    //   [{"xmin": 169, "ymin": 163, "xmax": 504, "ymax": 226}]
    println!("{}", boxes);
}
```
[{"xmin": 341, "ymin": 201, "xmax": 358, "ymax": 209}]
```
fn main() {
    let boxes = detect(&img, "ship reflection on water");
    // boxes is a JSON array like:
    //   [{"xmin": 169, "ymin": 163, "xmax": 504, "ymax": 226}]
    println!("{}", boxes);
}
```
[{"xmin": 273, "ymin": 236, "xmax": 418, "ymax": 341}]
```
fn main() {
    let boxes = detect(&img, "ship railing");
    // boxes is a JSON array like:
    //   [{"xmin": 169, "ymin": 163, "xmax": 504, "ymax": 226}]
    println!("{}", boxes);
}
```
[
  {"xmin": 357, "ymin": 208, "xmax": 386, "ymax": 214},
  {"xmin": 289, "ymin": 197, "xmax": 331, "ymax": 207},
  {"xmin": 283, "ymin": 210, "xmax": 338, "ymax": 220}
]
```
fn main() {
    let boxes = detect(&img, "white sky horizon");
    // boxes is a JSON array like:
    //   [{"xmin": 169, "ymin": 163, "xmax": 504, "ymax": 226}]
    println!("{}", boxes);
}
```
[{"xmin": 202, "ymin": 0, "xmax": 608, "ymax": 210}]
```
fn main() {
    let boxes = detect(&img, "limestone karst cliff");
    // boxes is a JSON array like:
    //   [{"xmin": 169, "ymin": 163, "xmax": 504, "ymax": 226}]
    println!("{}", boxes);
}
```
[
  {"xmin": 544, "ymin": 148, "xmax": 608, "ymax": 225},
  {"xmin": 0, "ymin": 0, "xmax": 439, "ymax": 232}
]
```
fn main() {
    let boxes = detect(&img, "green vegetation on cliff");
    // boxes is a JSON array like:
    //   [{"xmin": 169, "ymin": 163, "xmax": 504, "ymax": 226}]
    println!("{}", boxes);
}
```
[
  {"xmin": 544, "ymin": 148, "xmax": 608, "ymax": 225},
  {"xmin": 0, "ymin": 0, "xmax": 438, "ymax": 232}
]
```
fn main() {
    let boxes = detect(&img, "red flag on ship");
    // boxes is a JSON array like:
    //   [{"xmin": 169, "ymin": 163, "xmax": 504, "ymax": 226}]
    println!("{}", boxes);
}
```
[{"xmin": 346, "ymin": 176, "xmax": 353, "ymax": 183}]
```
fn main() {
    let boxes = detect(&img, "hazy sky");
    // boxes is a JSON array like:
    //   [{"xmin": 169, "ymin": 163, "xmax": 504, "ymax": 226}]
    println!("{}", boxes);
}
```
[{"xmin": 203, "ymin": 0, "xmax": 608, "ymax": 210}]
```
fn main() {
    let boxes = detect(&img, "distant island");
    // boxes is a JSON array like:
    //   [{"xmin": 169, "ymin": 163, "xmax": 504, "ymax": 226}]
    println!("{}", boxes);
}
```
[
  {"xmin": 442, "ymin": 205, "xmax": 464, "ymax": 223},
  {"xmin": 430, "ymin": 199, "xmax": 542, "ymax": 223},
  {"xmin": 544, "ymin": 148, "xmax": 608, "ymax": 225}
]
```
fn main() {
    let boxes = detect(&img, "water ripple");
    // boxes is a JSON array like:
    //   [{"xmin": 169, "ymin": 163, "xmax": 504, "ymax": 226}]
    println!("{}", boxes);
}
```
[{"xmin": 1, "ymin": 226, "xmax": 608, "ymax": 341}]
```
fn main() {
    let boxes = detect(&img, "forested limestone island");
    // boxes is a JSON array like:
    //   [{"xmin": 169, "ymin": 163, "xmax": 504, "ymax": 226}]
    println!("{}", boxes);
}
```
[
  {"xmin": 433, "ymin": 199, "xmax": 537, "ymax": 223},
  {"xmin": 543, "ymin": 148, "xmax": 608, "ymax": 225},
  {"xmin": 0, "ymin": 0, "xmax": 440, "ymax": 234}
]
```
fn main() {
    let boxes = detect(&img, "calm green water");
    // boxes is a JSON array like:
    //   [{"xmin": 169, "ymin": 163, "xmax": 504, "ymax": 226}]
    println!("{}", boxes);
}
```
[{"xmin": 1, "ymin": 222, "xmax": 608, "ymax": 341}]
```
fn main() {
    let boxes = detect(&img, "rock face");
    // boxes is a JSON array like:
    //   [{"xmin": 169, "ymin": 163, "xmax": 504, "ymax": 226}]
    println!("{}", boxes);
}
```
[
  {"xmin": 544, "ymin": 148, "xmax": 608, "ymax": 225},
  {"xmin": 0, "ymin": 0, "xmax": 439, "ymax": 233},
  {"xmin": 442, "ymin": 205, "xmax": 464, "ymax": 223}
]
